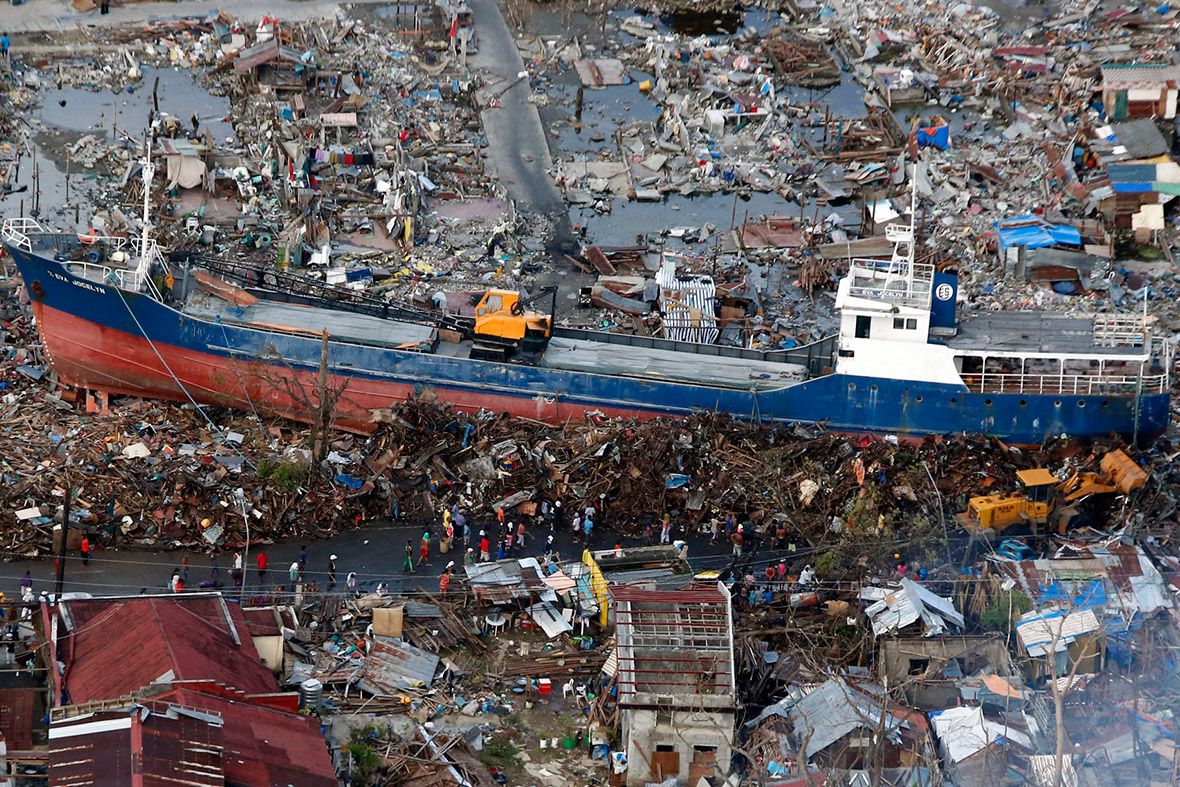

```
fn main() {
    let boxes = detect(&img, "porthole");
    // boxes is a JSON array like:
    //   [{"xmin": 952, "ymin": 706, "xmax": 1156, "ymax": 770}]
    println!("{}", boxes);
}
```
[
  {"xmin": 984, "ymin": 399, "xmax": 992, "ymax": 406},
  {"xmin": 915, "ymin": 395, "xmax": 923, "ymax": 403}
]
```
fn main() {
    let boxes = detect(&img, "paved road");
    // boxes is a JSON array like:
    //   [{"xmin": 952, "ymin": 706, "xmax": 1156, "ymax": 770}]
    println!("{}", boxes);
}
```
[
  {"xmin": 2, "ymin": 0, "xmax": 387, "ymax": 35},
  {"xmin": 468, "ymin": 0, "xmax": 565, "ymax": 218},
  {"xmin": 0, "ymin": 516, "xmax": 756, "ymax": 600}
]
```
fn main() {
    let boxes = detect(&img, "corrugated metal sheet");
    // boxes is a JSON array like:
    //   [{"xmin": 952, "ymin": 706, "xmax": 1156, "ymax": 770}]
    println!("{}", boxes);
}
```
[
  {"xmin": 526, "ymin": 601, "xmax": 573, "ymax": 638},
  {"xmin": 464, "ymin": 557, "xmax": 557, "ymax": 603},
  {"xmin": 360, "ymin": 637, "xmax": 440, "ymax": 694},
  {"xmin": 861, "ymin": 579, "xmax": 963, "ymax": 636},
  {"xmin": 1101, "ymin": 63, "xmax": 1180, "ymax": 89},
  {"xmin": 49, "ymin": 708, "xmax": 225, "ymax": 786},
  {"xmin": 929, "ymin": 706, "xmax": 994, "ymax": 764},
  {"xmin": 0, "ymin": 686, "xmax": 38, "ymax": 750},
  {"xmin": 1027, "ymin": 754, "xmax": 1078, "ymax": 787},
  {"xmin": 657, "ymin": 257, "xmax": 719, "ymax": 344},
  {"xmin": 789, "ymin": 678, "xmax": 901, "ymax": 758},
  {"xmin": 1015, "ymin": 608, "xmax": 1100, "ymax": 656},
  {"xmin": 158, "ymin": 687, "xmax": 336, "ymax": 786},
  {"xmin": 60, "ymin": 595, "xmax": 278, "ymax": 703}
]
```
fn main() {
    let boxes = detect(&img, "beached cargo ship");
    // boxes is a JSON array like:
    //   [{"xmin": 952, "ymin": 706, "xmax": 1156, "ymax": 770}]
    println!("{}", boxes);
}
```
[{"xmin": 1, "ymin": 196, "xmax": 1170, "ymax": 443}]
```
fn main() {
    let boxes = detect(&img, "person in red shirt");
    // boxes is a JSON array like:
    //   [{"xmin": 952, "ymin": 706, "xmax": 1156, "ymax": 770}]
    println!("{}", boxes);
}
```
[
  {"xmin": 256, "ymin": 551, "xmax": 267, "ymax": 584},
  {"xmin": 80, "ymin": 535, "xmax": 91, "ymax": 566},
  {"xmin": 478, "ymin": 531, "xmax": 490, "ymax": 562}
]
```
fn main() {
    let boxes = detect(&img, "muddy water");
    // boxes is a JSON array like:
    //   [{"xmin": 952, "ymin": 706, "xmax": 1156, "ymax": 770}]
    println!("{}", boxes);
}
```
[
  {"xmin": 570, "ymin": 190, "xmax": 864, "ymax": 251},
  {"xmin": 38, "ymin": 66, "xmax": 235, "ymax": 144},
  {"xmin": 0, "ymin": 67, "xmax": 233, "ymax": 230}
]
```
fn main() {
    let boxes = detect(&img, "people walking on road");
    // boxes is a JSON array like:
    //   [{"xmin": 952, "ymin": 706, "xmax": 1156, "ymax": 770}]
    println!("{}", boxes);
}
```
[
  {"xmin": 328, "ymin": 554, "xmax": 338, "ymax": 589},
  {"xmin": 232, "ymin": 552, "xmax": 243, "ymax": 586},
  {"xmin": 572, "ymin": 512, "xmax": 582, "ymax": 542},
  {"xmin": 403, "ymin": 541, "xmax": 416, "ymax": 574},
  {"xmin": 418, "ymin": 531, "xmax": 431, "ymax": 566},
  {"xmin": 583, "ymin": 515, "xmax": 593, "ymax": 546},
  {"xmin": 20, "ymin": 571, "xmax": 31, "ymax": 593},
  {"xmin": 181, "ymin": 556, "xmax": 189, "ymax": 585},
  {"xmin": 210, "ymin": 554, "xmax": 220, "ymax": 580},
  {"xmin": 505, "ymin": 531, "xmax": 514, "ymax": 553},
  {"xmin": 516, "ymin": 520, "xmax": 526, "ymax": 550},
  {"xmin": 170, "ymin": 569, "xmax": 183, "ymax": 593},
  {"xmin": 730, "ymin": 526, "xmax": 743, "ymax": 557},
  {"xmin": 439, "ymin": 562, "xmax": 453, "ymax": 596},
  {"xmin": 298, "ymin": 545, "xmax": 308, "ymax": 581},
  {"xmin": 659, "ymin": 513, "xmax": 671, "ymax": 545},
  {"xmin": 289, "ymin": 561, "xmax": 300, "ymax": 585},
  {"xmin": 776, "ymin": 560, "xmax": 787, "ymax": 581},
  {"xmin": 496, "ymin": 540, "xmax": 506, "ymax": 561},
  {"xmin": 346, "ymin": 572, "xmax": 358, "ymax": 593},
  {"xmin": 80, "ymin": 535, "xmax": 92, "ymax": 566},
  {"xmin": 464, "ymin": 547, "xmax": 476, "ymax": 567},
  {"xmin": 478, "ymin": 531, "xmax": 489, "ymax": 562},
  {"xmin": 256, "ymin": 552, "xmax": 268, "ymax": 584}
]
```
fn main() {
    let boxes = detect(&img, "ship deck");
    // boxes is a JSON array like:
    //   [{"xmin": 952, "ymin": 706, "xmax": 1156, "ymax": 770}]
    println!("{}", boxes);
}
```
[
  {"xmin": 948, "ymin": 312, "xmax": 1149, "ymax": 358},
  {"xmin": 540, "ymin": 337, "xmax": 806, "ymax": 390},
  {"xmin": 183, "ymin": 291, "xmax": 438, "ymax": 349},
  {"xmin": 182, "ymin": 289, "xmax": 810, "ymax": 391}
]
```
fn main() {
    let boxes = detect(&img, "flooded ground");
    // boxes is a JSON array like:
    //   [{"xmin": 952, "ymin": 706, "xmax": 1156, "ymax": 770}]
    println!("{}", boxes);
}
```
[{"xmin": 0, "ymin": 67, "xmax": 232, "ymax": 230}]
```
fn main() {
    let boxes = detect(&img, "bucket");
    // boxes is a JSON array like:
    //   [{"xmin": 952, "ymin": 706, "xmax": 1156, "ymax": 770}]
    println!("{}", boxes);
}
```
[
  {"xmin": 440, "ymin": 537, "xmax": 450, "ymax": 554},
  {"xmin": 562, "ymin": 737, "xmax": 577, "ymax": 749},
  {"xmin": 638, "ymin": 80, "xmax": 652, "ymax": 93},
  {"xmin": 537, "ymin": 678, "xmax": 552, "ymax": 696}
]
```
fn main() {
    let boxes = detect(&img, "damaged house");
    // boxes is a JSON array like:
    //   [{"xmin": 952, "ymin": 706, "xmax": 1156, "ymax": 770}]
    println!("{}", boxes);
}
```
[{"xmin": 614, "ymin": 583, "xmax": 735, "ymax": 786}]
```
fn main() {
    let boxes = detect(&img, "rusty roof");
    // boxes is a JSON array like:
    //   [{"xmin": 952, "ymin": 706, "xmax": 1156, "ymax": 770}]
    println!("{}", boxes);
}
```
[
  {"xmin": 58, "ymin": 594, "xmax": 278, "ymax": 703},
  {"xmin": 359, "ymin": 637, "xmax": 440, "ymax": 694},
  {"xmin": 49, "ymin": 704, "xmax": 225, "ymax": 786},
  {"xmin": 153, "ymin": 687, "xmax": 337, "ymax": 786}
]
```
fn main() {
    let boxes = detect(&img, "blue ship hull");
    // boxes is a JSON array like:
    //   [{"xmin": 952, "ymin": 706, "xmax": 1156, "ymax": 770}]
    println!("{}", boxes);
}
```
[{"xmin": 7, "ymin": 245, "xmax": 1170, "ymax": 444}]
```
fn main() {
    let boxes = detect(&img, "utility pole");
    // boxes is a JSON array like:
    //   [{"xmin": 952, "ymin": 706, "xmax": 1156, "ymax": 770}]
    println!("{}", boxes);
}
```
[{"xmin": 55, "ymin": 474, "xmax": 71, "ymax": 596}]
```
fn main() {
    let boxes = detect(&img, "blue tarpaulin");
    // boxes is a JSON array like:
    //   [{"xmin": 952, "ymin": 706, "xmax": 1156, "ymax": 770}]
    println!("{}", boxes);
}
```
[
  {"xmin": 994, "ymin": 215, "xmax": 1082, "ymax": 253},
  {"xmin": 1037, "ymin": 579, "xmax": 1105, "ymax": 610},
  {"xmin": 916, "ymin": 125, "xmax": 951, "ymax": 149}
]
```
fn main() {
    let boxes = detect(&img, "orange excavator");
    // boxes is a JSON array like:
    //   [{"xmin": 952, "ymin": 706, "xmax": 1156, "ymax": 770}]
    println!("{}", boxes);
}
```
[
  {"xmin": 470, "ymin": 286, "xmax": 557, "ymax": 359},
  {"xmin": 960, "ymin": 449, "xmax": 1146, "ymax": 537}
]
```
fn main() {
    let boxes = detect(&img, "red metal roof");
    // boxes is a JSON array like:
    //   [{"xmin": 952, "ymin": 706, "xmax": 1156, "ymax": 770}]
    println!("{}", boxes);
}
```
[
  {"xmin": 154, "ymin": 687, "xmax": 337, "ymax": 786},
  {"xmin": 60, "ymin": 595, "xmax": 278, "ymax": 703},
  {"xmin": 49, "ymin": 705, "xmax": 224, "ymax": 786}
]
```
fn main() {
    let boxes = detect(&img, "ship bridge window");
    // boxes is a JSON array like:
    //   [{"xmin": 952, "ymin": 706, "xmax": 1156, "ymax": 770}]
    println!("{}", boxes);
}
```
[
  {"xmin": 892, "ymin": 318, "xmax": 918, "ymax": 330},
  {"xmin": 855, "ymin": 315, "xmax": 872, "ymax": 339}
]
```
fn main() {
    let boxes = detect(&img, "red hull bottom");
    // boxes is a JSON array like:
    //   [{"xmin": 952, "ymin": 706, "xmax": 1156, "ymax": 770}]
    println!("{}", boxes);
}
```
[{"xmin": 34, "ymin": 304, "xmax": 664, "ymax": 433}]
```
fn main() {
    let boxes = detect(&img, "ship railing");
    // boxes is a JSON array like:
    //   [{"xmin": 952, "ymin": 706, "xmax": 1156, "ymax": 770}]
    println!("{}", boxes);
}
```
[
  {"xmin": 884, "ymin": 223, "xmax": 914, "ymax": 244},
  {"xmin": 1092, "ymin": 314, "xmax": 1147, "ymax": 347},
  {"xmin": 963, "ymin": 372, "xmax": 1169, "ymax": 397},
  {"xmin": 847, "ymin": 259, "xmax": 934, "ymax": 309},
  {"xmin": 65, "ymin": 261, "xmax": 151, "ymax": 294},
  {"xmin": 0, "ymin": 217, "xmax": 46, "ymax": 252}
]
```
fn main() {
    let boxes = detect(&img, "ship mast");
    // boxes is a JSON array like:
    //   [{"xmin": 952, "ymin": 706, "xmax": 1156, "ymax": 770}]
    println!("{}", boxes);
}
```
[{"xmin": 139, "ymin": 149, "xmax": 153, "ymax": 264}]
